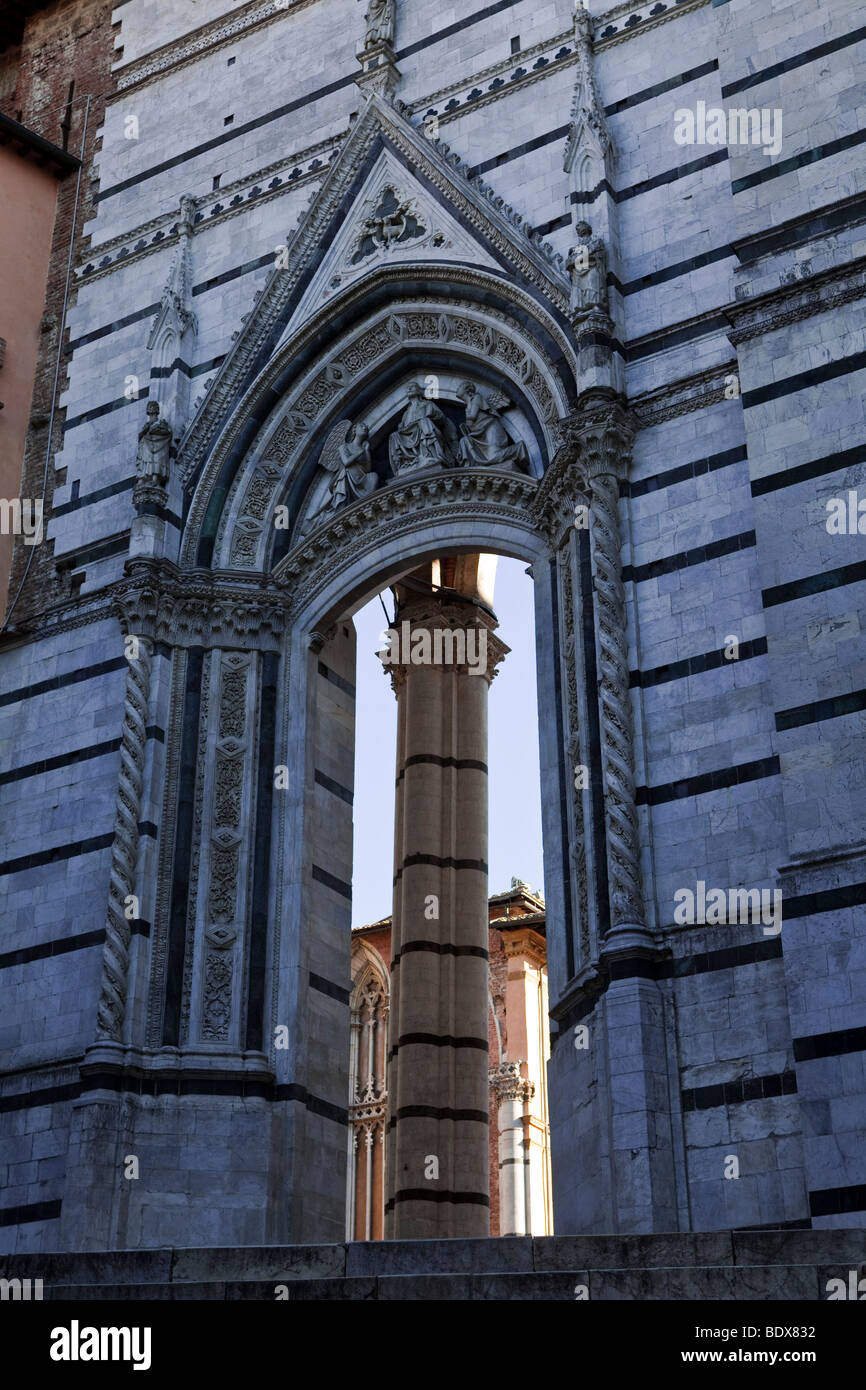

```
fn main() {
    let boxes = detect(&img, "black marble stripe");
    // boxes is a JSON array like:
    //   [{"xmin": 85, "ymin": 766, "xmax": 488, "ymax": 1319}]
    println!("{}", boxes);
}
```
[
  {"xmin": 605, "ymin": 60, "xmax": 719, "ymax": 116},
  {"xmin": 396, "ymin": 0, "xmax": 522, "ymax": 60},
  {"xmin": 67, "ymin": 302, "xmax": 161, "ymax": 353},
  {"xmin": 617, "ymin": 243, "xmax": 733, "ymax": 296},
  {"xmin": 794, "ymin": 1026, "xmax": 866, "ymax": 1063},
  {"xmin": 385, "ymin": 1189, "xmax": 490, "ymax": 1210},
  {"xmin": 626, "ymin": 312, "xmax": 731, "ymax": 361},
  {"xmin": 776, "ymin": 687, "xmax": 866, "ymax": 732},
  {"xmin": 150, "ymin": 354, "xmax": 225, "ymax": 379},
  {"xmin": 637, "ymin": 755, "xmax": 780, "ymax": 807},
  {"xmin": 762, "ymin": 559, "xmax": 866, "ymax": 609},
  {"xmin": 571, "ymin": 149, "xmax": 728, "ymax": 206},
  {"xmin": 396, "ymin": 753, "xmax": 487, "ymax": 786},
  {"xmin": 246, "ymin": 651, "xmax": 278, "ymax": 1051},
  {"xmin": 742, "ymin": 349, "xmax": 866, "ymax": 408},
  {"xmin": 663, "ymin": 937, "xmax": 783, "ymax": 979},
  {"xmin": 309, "ymin": 971, "xmax": 350, "ymax": 1006},
  {"xmin": 192, "ymin": 252, "xmax": 274, "ymax": 296},
  {"xmin": 751, "ymin": 443, "xmax": 866, "ymax": 496},
  {"xmin": 394, "ymin": 853, "xmax": 488, "ymax": 883},
  {"xmin": 627, "ymin": 445, "xmax": 749, "ymax": 499},
  {"xmin": 0, "ymin": 920, "xmax": 150, "ymax": 975},
  {"xmin": 312, "ymin": 864, "xmax": 352, "ymax": 900},
  {"xmin": 390, "ymin": 1033, "xmax": 488, "ymax": 1055},
  {"xmin": 734, "ymin": 1217, "xmax": 812, "ymax": 1231},
  {"xmin": 732, "ymin": 128, "xmax": 866, "ymax": 196},
  {"xmin": 0, "ymin": 1199, "xmax": 62, "ymax": 1228},
  {"xmin": 314, "ymin": 768, "xmax": 353, "ymax": 804},
  {"xmin": 96, "ymin": 0, "xmax": 527, "ymax": 204},
  {"xmin": 809, "ymin": 1183, "xmax": 866, "ymax": 1218},
  {"xmin": 682, "ymin": 1069, "xmax": 797, "ymax": 1113},
  {"xmin": 469, "ymin": 124, "xmax": 570, "ymax": 178},
  {"xmin": 162, "ymin": 647, "xmax": 203, "ymax": 1047},
  {"xmin": 721, "ymin": 25, "xmax": 866, "ymax": 98},
  {"xmin": 52, "ymin": 476, "xmax": 135, "ymax": 517},
  {"xmin": 0, "ymin": 657, "xmax": 127, "ymax": 708},
  {"xmin": 0, "ymin": 737, "xmax": 121, "ymax": 785},
  {"xmin": 623, "ymin": 529, "xmax": 755, "ymax": 585},
  {"xmin": 77, "ymin": 1073, "xmax": 347, "ymax": 1125},
  {"xmin": 55, "ymin": 533, "xmax": 130, "ymax": 570},
  {"xmin": 0, "ymin": 832, "xmax": 114, "ymax": 878},
  {"xmin": 390, "ymin": 1105, "xmax": 488, "ymax": 1123},
  {"xmin": 631, "ymin": 637, "xmax": 767, "ymax": 689},
  {"xmin": 0, "ymin": 1081, "xmax": 80, "ymax": 1113},
  {"xmin": 735, "ymin": 190, "xmax": 866, "ymax": 264},
  {"xmin": 782, "ymin": 879, "xmax": 866, "ymax": 921},
  {"xmin": 62, "ymin": 389, "xmax": 148, "ymax": 432},
  {"xmin": 317, "ymin": 661, "xmax": 356, "ymax": 698},
  {"xmin": 391, "ymin": 940, "xmax": 488, "ymax": 969}
]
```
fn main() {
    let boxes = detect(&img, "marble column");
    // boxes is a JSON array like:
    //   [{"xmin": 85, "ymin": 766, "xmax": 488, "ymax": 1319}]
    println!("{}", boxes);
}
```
[
  {"xmin": 383, "ymin": 559, "xmax": 507, "ymax": 1238},
  {"xmin": 489, "ymin": 1061, "xmax": 535, "ymax": 1237}
]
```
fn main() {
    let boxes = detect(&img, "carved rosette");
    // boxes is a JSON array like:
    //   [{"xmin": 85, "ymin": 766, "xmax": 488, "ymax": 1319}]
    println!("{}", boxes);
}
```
[
  {"xmin": 96, "ymin": 633, "xmax": 153, "ymax": 1039},
  {"xmin": 582, "ymin": 401, "xmax": 646, "ymax": 933},
  {"xmin": 489, "ymin": 1060, "xmax": 535, "ymax": 1107}
]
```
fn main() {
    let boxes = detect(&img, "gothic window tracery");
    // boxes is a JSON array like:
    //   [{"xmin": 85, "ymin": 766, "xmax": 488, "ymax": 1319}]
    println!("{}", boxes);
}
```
[{"xmin": 346, "ymin": 946, "xmax": 389, "ymax": 1240}]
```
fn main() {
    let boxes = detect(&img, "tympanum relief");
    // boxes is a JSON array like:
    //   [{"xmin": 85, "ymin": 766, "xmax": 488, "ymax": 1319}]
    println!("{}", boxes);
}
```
[{"xmin": 301, "ymin": 377, "xmax": 529, "ymax": 535}]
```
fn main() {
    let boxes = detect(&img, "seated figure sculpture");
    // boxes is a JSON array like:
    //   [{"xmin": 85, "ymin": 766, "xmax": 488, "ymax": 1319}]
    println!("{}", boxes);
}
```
[
  {"xmin": 388, "ymin": 381, "xmax": 458, "ymax": 474},
  {"xmin": 456, "ymin": 381, "xmax": 529, "ymax": 469}
]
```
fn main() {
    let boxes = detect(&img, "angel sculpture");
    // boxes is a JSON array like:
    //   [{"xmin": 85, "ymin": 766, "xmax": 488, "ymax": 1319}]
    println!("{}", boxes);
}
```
[
  {"xmin": 388, "ymin": 381, "xmax": 459, "ymax": 474},
  {"xmin": 301, "ymin": 420, "xmax": 378, "ymax": 533},
  {"xmin": 456, "ymin": 382, "xmax": 529, "ymax": 469}
]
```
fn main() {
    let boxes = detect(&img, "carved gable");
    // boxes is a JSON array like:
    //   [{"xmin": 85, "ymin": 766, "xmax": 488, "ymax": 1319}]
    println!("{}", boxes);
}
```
[{"xmin": 282, "ymin": 148, "xmax": 501, "ymax": 340}]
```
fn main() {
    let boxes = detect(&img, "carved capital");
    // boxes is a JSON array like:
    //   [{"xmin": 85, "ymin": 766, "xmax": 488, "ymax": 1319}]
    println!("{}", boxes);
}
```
[{"xmin": 489, "ymin": 1060, "xmax": 535, "ymax": 1106}]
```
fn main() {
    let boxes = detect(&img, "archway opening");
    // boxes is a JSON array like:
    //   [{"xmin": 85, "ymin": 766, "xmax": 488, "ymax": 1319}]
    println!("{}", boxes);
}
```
[{"xmin": 335, "ymin": 553, "xmax": 552, "ymax": 1240}]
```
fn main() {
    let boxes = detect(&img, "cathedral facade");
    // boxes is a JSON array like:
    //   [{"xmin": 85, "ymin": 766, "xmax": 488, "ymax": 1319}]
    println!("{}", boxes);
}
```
[{"xmin": 1, "ymin": 0, "xmax": 865, "ymax": 1264}]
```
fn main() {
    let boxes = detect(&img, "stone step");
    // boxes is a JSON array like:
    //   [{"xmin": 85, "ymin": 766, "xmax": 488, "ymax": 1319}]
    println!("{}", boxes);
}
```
[
  {"xmin": 33, "ymin": 1262, "xmax": 848, "ymax": 1300},
  {"xmin": 4, "ymin": 1229, "xmax": 864, "ymax": 1290}
]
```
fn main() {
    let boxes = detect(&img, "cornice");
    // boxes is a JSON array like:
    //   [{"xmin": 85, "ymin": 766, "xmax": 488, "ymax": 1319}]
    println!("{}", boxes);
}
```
[
  {"xmin": 112, "ymin": 0, "xmax": 323, "ymax": 94},
  {"xmin": 725, "ymin": 256, "xmax": 866, "ymax": 346},
  {"xmin": 629, "ymin": 362, "xmax": 738, "ymax": 427},
  {"xmin": 79, "ymin": 133, "xmax": 343, "ymax": 287}
]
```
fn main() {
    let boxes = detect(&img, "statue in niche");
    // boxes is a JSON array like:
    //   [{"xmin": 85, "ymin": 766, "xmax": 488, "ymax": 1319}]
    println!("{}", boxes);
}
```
[
  {"xmin": 302, "ymin": 420, "xmax": 379, "ymax": 532},
  {"xmin": 388, "ymin": 381, "xmax": 458, "ymax": 474},
  {"xmin": 566, "ymin": 221, "xmax": 609, "ymax": 318},
  {"xmin": 135, "ymin": 400, "xmax": 172, "ymax": 485},
  {"xmin": 456, "ymin": 382, "xmax": 529, "ymax": 469},
  {"xmin": 362, "ymin": 0, "xmax": 394, "ymax": 46}
]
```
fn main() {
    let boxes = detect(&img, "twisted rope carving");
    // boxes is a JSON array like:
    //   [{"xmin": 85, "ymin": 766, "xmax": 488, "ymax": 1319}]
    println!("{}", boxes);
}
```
[
  {"xmin": 590, "ymin": 471, "xmax": 645, "ymax": 929},
  {"xmin": 96, "ymin": 639, "xmax": 152, "ymax": 1039}
]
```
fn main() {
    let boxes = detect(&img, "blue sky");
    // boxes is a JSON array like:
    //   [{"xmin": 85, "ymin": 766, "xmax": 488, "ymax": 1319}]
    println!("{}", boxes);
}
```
[{"xmin": 350, "ymin": 555, "xmax": 544, "ymax": 926}]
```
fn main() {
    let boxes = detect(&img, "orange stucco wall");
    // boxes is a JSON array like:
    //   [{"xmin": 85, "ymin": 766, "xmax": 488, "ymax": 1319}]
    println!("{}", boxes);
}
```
[{"xmin": 0, "ymin": 145, "xmax": 58, "ymax": 616}]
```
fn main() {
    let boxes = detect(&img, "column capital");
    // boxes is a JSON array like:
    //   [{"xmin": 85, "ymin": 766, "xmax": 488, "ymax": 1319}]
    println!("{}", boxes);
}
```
[
  {"xmin": 380, "ymin": 595, "xmax": 509, "ymax": 690},
  {"xmin": 489, "ymin": 1060, "xmax": 535, "ymax": 1106}
]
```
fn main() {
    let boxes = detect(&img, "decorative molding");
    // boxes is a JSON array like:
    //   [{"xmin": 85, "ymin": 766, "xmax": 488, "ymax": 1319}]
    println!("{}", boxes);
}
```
[
  {"xmin": 211, "ymin": 294, "xmax": 569, "ymax": 570},
  {"xmin": 176, "ymin": 95, "xmax": 571, "ymax": 492},
  {"xmin": 726, "ymin": 257, "xmax": 866, "ymax": 346},
  {"xmin": 594, "ymin": 0, "xmax": 710, "ymax": 50},
  {"xmin": 113, "ymin": 0, "xmax": 323, "ymax": 93},
  {"xmin": 95, "ymin": 636, "xmax": 153, "ymax": 1041},
  {"xmin": 111, "ymin": 561, "xmax": 290, "ymax": 651},
  {"xmin": 273, "ymin": 468, "xmax": 538, "ymax": 614},
  {"xmin": 489, "ymin": 1060, "xmax": 535, "ymax": 1106},
  {"xmin": 580, "ymin": 401, "xmax": 647, "ymax": 935},
  {"xmin": 630, "ymin": 363, "xmax": 738, "ymax": 428}
]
